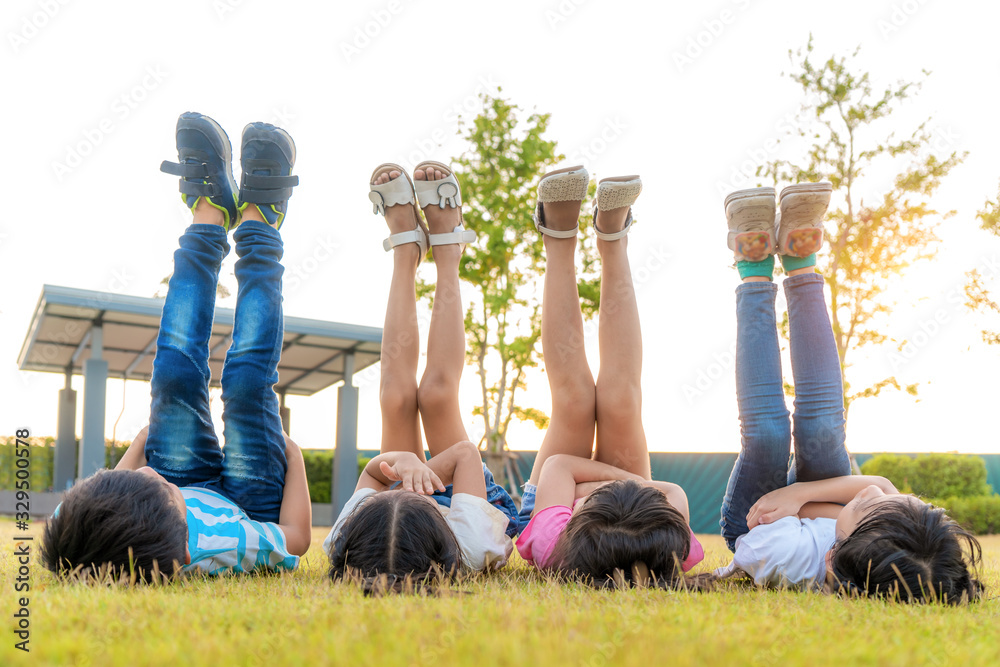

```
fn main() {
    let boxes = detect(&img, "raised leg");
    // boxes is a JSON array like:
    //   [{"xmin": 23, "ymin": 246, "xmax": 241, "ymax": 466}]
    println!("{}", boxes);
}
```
[
  {"xmin": 144, "ymin": 200, "xmax": 228, "ymax": 487},
  {"xmin": 218, "ymin": 210, "xmax": 288, "ymax": 523},
  {"xmin": 784, "ymin": 273, "xmax": 849, "ymax": 482},
  {"xmin": 719, "ymin": 280, "xmax": 793, "ymax": 550},
  {"xmin": 592, "ymin": 206, "xmax": 650, "ymax": 478},
  {"xmin": 526, "ymin": 200, "xmax": 597, "ymax": 485},
  {"xmin": 415, "ymin": 166, "xmax": 471, "ymax": 456},
  {"xmin": 375, "ymin": 170, "xmax": 424, "ymax": 458}
]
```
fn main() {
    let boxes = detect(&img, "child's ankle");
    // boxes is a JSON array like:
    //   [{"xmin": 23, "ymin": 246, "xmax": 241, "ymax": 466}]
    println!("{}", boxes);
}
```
[
  {"xmin": 737, "ymin": 255, "xmax": 774, "ymax": 281},
  {"xmin": 779, "ymin": 253, "xmax": 816, "ymax": 274}
]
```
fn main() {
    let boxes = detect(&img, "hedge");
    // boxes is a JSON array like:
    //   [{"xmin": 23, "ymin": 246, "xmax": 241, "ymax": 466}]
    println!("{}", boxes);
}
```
[
  {"xmin": 860, "ymin": 453, "xmax": 993, "ymax": 499},
  {"xmin": 929, "ymin": 496, "xmax": 1000, "ymax": 535}
]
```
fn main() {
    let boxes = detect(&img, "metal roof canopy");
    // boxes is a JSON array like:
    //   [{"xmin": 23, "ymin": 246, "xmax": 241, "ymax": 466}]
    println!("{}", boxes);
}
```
[
  {"xmin": 17, "ymin": 284, "xmax": 382, "ymax": 518},
  {"xmin": 18, "ymin": 284, "xmax": 382, "ymax": 396}
]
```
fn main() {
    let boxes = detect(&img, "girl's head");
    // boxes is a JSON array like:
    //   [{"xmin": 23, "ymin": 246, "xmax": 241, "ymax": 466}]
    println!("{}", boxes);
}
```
[
  {"xmin": 328, "ymin": 491, "xmax": 462, "ymax": 587},
  {"xmin": 830, "ymin": 492, "xmax": 983, "ymax": 604},
  {"xmin": 550, "ymin": 480, "xmax": 690, "ymax": 588}
]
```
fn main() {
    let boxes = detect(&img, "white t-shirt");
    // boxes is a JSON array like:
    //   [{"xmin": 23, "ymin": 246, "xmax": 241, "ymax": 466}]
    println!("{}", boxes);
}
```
[
  {"xmin": 714, "ymin": 516, "xmax": 836, "ymax": 590},
  {"xmin": 322, "ymin": 488, "xmax": 513, "ymax": 571}
]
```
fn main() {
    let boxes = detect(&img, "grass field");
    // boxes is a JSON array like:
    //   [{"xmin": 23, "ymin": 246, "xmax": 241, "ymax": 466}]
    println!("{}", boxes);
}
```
[{"xmin": 4, "ymin": 519, "xmax": 998, "ymax": 667}]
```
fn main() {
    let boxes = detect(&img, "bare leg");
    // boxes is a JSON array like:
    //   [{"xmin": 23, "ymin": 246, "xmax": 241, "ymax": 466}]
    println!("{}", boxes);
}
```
[
  {"xmin": 374, "ymin": 170, "xmax": 423, "ymax": 456},
  {"xmin": 593, "ymin": 203, "xmax": 651, "ymax": 479},
  {"xmin": 527, "ymin": 199, "xmax": 597, "ymax": 485},
  {"xmin": 416, "ymin": 166, "xmax": 471, "ymax": 456}
]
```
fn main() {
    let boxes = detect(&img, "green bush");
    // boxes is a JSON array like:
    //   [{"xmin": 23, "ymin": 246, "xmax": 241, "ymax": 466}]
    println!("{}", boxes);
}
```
[
  {"xmin": 300, "ymin": 450, "xmax": 370, "ymax": 503},
  {"xmin": 929, "ymin": 496, "xmax": 1000, "ymax": 535},
  {"xmin": 861, "ymin": 453, "xmax": 992, "ymax": 498}
]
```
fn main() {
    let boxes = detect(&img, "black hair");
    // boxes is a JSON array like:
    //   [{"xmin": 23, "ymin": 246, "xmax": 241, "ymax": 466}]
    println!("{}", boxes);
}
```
[
  {"xmin": 549, "ymin": 480, "xmax": 704, "ymax": 590},
  {"xmin": 328, "ymin": 491, "xmax": 462, "ymax": 594},
  {"xmin": 40, "ymin": 469, "xmax": 188, "ymax": 582},
  {"xmin": 831, "ymin": 500, "xmax": 984, "ymax": 604}
]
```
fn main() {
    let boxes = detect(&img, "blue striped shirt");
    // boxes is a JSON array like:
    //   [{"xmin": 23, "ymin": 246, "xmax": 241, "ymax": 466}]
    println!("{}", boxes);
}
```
[{"xmin": 181, "ymin": 487, "xmax": 299, "ymax": 575}]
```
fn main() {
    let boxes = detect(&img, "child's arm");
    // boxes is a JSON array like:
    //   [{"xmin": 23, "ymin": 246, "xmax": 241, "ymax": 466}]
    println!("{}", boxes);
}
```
[
  {"xmin": 277, "ymin": 433, "xmax": 312, "ymax": 556},
  {"xmin": 357, "ymin": 451, "xmax": 446, "ymax": 494},
  {"xmin": 746, "ymin": 475, "xmax": 898, "ymax": 528},
  {"xmin": 425, "ymin": 441, "xmax": 487, "ymax": 498},
  {"xmin": 535, "ymin": 455, "xmax": 644, "ymax": 513},
  {"xmin": 114, "ymin": 425, "xmax": 149, "ymax": 470}
]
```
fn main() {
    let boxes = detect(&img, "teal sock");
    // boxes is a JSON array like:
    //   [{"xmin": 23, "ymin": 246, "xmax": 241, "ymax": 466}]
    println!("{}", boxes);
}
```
[
  {"xmin": 779, "ymin": 253, "xmax": 817, "ymax": 272},
  {"xmin": 736, "ymin": 255, "xmax": 774, "ymax": 281}
]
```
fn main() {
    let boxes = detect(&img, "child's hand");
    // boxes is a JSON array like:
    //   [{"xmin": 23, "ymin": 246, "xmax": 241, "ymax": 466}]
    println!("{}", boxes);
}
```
[
  {"xmin": 746, "ymin": 485, "xmax": 805, "ymax": 529},
  {"xmin": 380, "ymin": 455, "xmax": 446, "ymax": 495}
]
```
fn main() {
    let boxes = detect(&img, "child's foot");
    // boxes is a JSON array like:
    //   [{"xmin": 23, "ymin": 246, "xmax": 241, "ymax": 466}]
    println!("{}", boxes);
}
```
[
  {"xmin": 238, "ymin": 122, "xmax": 298, "ymax": 230},
  {"xmin": 593, "ymin": 176, "xmax": 641, "ymax": 244},
  {"xmin": 413, "ymin": 162, "xmax": 475, "ymax": 258},
  {"xmin": 534, "ymin": 166, "xmax": 589, "ymax": 239},
  {"xmin": 776, "ymin": 182, "xmax": 832, "ymax": 257},
  {"xmin": 160, "ymin": 112, "xmax": 239, "ymax": 231},
  {"xmin": 371, "ymin": 165, "xmax": 427, "ymax": 266},
  {"xmin": 725, "ymin": 187, "xmax": 776, "ymax": 262}
]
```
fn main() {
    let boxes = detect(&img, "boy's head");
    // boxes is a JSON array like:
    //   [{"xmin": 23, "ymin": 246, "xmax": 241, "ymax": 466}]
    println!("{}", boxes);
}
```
[
  {"xmin": 41, "ymin": 468, "xmax": 190, "ymax": 581},
  {"xmin": 829, "ymin": 487, "xmax": 983, "ymax": 604},
  {"xmin": 328, "ymin": 491, "xmax": 462, "ymax": 586},
  {"xmin": 551, "ymin": 480, "xmax": 691, "ymax": 588}
]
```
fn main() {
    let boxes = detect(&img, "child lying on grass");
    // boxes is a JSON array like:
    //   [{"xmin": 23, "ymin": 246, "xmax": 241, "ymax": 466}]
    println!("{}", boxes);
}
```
[{"xmin": 42, "ymin": 112, "xmax": 310, "ymax": 579}]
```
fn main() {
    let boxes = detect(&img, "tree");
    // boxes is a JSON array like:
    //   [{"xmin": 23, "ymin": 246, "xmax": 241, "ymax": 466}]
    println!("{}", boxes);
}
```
[
  {"xmin": 417, "ymin": 92, "xmax": 601, "ymax": 488},
  {"xmin": 760, "ymin": 38, "xmax": 965, "ymax": 414},
  {"xmin": 964, "ymin": 183, "xmax": 1000, "ymax": 345}
]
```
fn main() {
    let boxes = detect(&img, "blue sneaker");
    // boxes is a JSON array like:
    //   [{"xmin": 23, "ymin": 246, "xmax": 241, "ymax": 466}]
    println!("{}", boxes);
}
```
[
  {"xmin": 160, "ymin": 112, "xmax": 239, "ymax": 231},
  {"xmin": 238, "ymin": 122, "xmax": 298, "ymax": 229}
]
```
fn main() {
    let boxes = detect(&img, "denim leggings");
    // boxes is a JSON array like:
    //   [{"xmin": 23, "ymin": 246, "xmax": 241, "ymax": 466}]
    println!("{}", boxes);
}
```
[
  {"xmin": 719, "ymin": 273, "xmax": 850, "ymax": 551},
  {"xmin": 143, "ymin": 221, "xmax": 287, "ymax": 523}
]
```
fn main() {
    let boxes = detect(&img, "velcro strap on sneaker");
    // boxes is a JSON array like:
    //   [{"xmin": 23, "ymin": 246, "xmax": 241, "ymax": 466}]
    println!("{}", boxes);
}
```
[
  {"xmin": 160, "ymin": 160, "xmax": 209, "ymax": 178},
  {"xmin": 241, "ymin": 173, "xmax": 300, "ymax": 189},
  {"xmin": 240, "ymin": 186, "xmax": 296, "ymax": 204},
  {"xmin": 179, "ymin": 180, "xmax": 220, "ymax": 197}
]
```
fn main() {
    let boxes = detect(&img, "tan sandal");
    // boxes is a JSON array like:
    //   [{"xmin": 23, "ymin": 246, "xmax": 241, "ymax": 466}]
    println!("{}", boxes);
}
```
[
  {"xmin": 412, "ymin": 160, "xmax": 476, "ymax": 252},
  {"xmin": 592, "ymin": 175, "xmax": 641, "ymax": 241},
  {"xmin": 533, "ymin": 165, "xmax": 589, "ymax": 239}
]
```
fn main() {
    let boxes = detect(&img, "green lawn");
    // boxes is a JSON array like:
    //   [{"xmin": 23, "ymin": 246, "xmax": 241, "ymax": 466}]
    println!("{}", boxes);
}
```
[{"xmin": 4, "ymin": 519, "xmax": 999, "ymax": 667}]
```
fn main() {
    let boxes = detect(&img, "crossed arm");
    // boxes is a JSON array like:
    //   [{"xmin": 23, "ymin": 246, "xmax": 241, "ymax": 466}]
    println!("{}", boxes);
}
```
[
  {"xmin": 745, "ymin": 475, "xmax": 899, "ymax": 529},
  {"xmin": 355, "ymin": 440, "xmax": 488, "ymax": 498},
  {"xmin": 534, "ymin": 454, "xmax": 692, "ymax": 524},
  {"xmin": 115, "ymin": 426, "xmax": 313, "ymax": 556}
]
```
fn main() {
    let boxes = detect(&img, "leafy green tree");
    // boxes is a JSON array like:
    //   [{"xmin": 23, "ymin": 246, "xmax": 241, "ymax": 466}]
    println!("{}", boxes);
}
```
[
  {"xmin": 761, "ymin": 38, "xmax": 965, "ymax": 413},
  {"xmin": 417, "ymin": 92, "xmax": 600, "ymax": 487},
  {"xmin": 964, "ymin": 183, "xmax": 1000, "ymax": 345}
]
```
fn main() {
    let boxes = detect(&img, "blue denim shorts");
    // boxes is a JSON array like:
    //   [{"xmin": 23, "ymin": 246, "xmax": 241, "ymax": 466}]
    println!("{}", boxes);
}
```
[
  {"xmin": 516, "ymin": 483, "xmax": 537, "ymax": 535},
  {"xmin": 427, "ymin": 463, "xmax": 520, "ymax": 538}
]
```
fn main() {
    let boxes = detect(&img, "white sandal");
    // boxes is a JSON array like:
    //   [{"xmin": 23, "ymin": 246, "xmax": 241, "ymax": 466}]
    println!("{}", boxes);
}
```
[
  {"xmin": 413, "ymin": 160, "xmax": 476, "ymax": 252},
  {"xmin": 592, "ymin": 175, "xmax": 641, "ymax": 241},
  {"xmin": 369, "ymin": 163, "xmax": 429, "ymax": 263},
  {"xmin": 533, "ymin": 165, "xmax": 589, "ymax": 239}
]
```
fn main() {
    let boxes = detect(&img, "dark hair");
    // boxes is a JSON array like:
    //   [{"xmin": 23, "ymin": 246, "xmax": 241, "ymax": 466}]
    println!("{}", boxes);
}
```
[
  {"xmin": 831, "ymin": 500, "xmax": 984, "ymax": 604},
  {"xmin": 329, "ymin": 491, "xmax": 462, "ymax": 594},
  {"xmin": 549, "ymin": 480, "xmax": 696, "ymax": 589},
  {"xmin": 40, "ymin": 469, "xmax": 188, "ymax": 582}
]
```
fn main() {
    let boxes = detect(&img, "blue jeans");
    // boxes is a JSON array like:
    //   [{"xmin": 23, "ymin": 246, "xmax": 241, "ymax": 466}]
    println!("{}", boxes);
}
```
[
  {"xmin": 144, "ymin": 222, "xmax": 287, "ymax": 524},
  {"xmin": 719, "ymin": 274, "xmax": 850, "ymax": 551}
]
